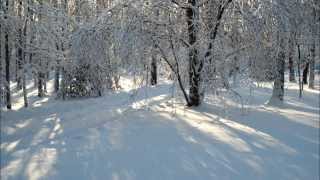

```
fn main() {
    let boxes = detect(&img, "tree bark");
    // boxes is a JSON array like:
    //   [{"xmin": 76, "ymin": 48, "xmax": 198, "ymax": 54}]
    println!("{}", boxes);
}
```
[
  {"xmin": 16, "ymin": 0, "xmax": 24, "ymax": 91},
  {"xmin": 270, "ymin": 37, "xmax": 285, "ymax": 103},
  {"xmin": 5, "ymin": 0, "xmax": 11, "ymax": 109},
  {"xmin": 187, "ymin": 0, "xmax": 201, "ymax": 106},
  {"xmin": 150, "ymin": 8, "xmax": 159, "ymax": 86},
  {"xmin": 150, "ymin": 48, "xmax": 157, "ymax": 85},
  {"xmin": 309, "ymin": 44, "xmax": 315, "ymax": 88},
  {"xmin": 302, "ymin": 62, "xmax": 309, "ymax": 85},
  {"xmin": 297, "ymin": 44, "xmax": 302, "ymax": 98},
  {"xmin": 309, "ymin": 7, "xmax": 316, "ymax": 89},
  {"xmin": 54, "ymin": 66, "xmax": 60, "ymax": 92},
  {"xmin": 288, "ymin": 32, "xmax": 295, "ymax": 82},
  {"xmin": 0, "ymin": 12, "xmax": 3, "ymax": 108}
]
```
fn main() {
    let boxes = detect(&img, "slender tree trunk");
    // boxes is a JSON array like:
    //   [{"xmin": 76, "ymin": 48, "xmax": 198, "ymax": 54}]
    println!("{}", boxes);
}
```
[
  {"xmin": 288, "ymin": 32, "xmax": 295, "ymax": 82},
  {"xmin": 309, "ymin": 43, "xmax": 315, "ymax": 89},
  {"xmin": 53, "ymin": 0, "xmax": 60, "ymax": 92},
  {"xmin": 22, "ymin": 8, "xmax": 28, "ymax": 107},
  {"xmin": 37, "ymin": 0, "xmax": 44, "ymax": 97},
  {"xmin": 16, "ymin": 0, "xmax": 22, "ymax": 91},
  {"xmin": 44, "ymin": 63, "xmax": 49, "ymax": 93},
  {"xmin": 297, "ymin": 44, "xmax": 302, "ymax": 98},
  {"xmin": 309, "ymin": 7, "xmax": 316, "ymax": 89},
  {"xmin": 5, "ymin": 0, "xmax": 11, "ymax": 109},
  {"xmin": 150, "ymin": 49, "xmax": 157, "ymax": 85},
  {"xmin": 150, "ymin": 7, "xmax": 159, "ymax": 86},
  {"xmin": 38, "ymin": 61, "xmax": 44, "ymax": 97},
  {"xmin": 22, "ymin": 69, "xmax": 28, "ymax": 107},
  {"xmin": 16, "ymin": 56, "xmax": 22, "ymax": 90},
  {"xmin": 303, "ymin": 62, "xmax": 309, "ymax": 84},
  {"xmin": 16, "ymin": 0, "xmax": 24, "ymax": 92},
  {"xmin": 54, "ymin": 66, "xmax": 60, "ymax": 92},
  {"xmin": 61, "ymin": 68, "xmax": 66, "ymax": 100}
]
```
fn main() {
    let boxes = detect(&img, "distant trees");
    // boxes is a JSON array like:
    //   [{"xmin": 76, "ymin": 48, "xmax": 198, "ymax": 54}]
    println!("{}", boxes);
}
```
[{"xmin": 0, "ymin": 0, "xmax": 318, "ymax": 109}]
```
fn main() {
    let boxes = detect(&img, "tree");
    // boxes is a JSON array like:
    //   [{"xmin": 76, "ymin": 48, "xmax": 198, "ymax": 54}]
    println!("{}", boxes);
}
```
[
  {"xmin": 186, "ymin": 0, "xmax": 201, "ymax": 106},
  {"xmin": 288, "ymin": 32, "xmax": 296, "ymax": 82},
  {"xmin": 4, "ymin": 0, "xmax": 11, "ymax": 109},
  {"xmin": 308, "ymin": 5, "xmax": 317, "ymax": 89},
  {"xmin": 270, "ymin": 33, "xmax": 285, "ymax": 104},
  {"xmin": 150, "ymin": 7, "xmax": 159, "ymax": 86},
  {"xmin": 302, "ymin": 62, "xmax": 309, "ymax": 84}
]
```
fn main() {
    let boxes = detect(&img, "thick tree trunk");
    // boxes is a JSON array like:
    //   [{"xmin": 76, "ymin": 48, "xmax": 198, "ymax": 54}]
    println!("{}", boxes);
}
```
[
  {"xmin": 187, "ymin": 0, "xmax": 201, "ymax": 106},
  {"xmin": 302, "ymin": 62, "xmax": 309, "ymax": 84},
  {"xmin": 38, "ymin": 71, "xmax": 44, "ymax": 97},
  {"xmin": 270, "ymin": 38, "xmax": 285, "ymax": 103},
  {"xmin": 0, "ymin": 17, "xmax": 3, "ymax": 108},
  {"xmin": 5, "ymin": 0, "xmax": 11, "ymax": 109}
]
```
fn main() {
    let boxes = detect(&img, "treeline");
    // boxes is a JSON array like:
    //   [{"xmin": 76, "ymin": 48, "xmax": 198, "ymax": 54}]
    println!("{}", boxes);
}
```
[{"xmin": 0, "ymin": 0, "xmax": 319, "ymax": 109}]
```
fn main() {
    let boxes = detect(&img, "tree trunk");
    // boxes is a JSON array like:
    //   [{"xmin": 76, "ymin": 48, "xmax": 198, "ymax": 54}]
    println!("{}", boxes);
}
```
[
  {"xmin": 0, "ymin": 14, "xmax": 3, "ymax": 108},
  {"xmin": 297, "ymin": 44, "xmax": 302, "ymax": 98},
  {"xmin": 22, "ymin": 1, "xmax": 29, "ymax": 108},
  {"xmin": 61, "ymin": 68, "xmax": 66, "ymax": 100},
  {"xmin": 44, "ymin": 64, "xmax": 49, "ymax": 93},
  {"xmin": 16, "ymin": 57, "xmax": 22, "ymax": 90},
  {"xmin": 187, "ymin": 0, "xmax": 201, "ymax": 106},
  {"xmin": 232, "ymin": 55, "xmax": 239, "ymax": 87},
  {"xmin": 22, "ymin": 69, "xmax": 28, "ymax": 107},
  {"xmin": 5, "ymin": 0, "xmax": 11, "ymax": 109},
  {"xmin": 38, "ymin": 70, "xmax": 44, "ymax": 97},
  {"xmin": 53, "ymin": 0, "xmax": 60, "ymax": 92},
  {"xmin": 302, "ymin": 62, "xmax": 309, "ymax": 85},
  {"xmin": 270, "ymin": 37, "xmax": 285, "ymax": 103},
  {"xmin": 288, "ymin": 32, "xmax": 295, "ymax": 82},
  {"xmin": 15, "ymin": 0, "xmax": 23, "ymax": 92},
  {"xmin": 150, "ymin": 8, "xmax": 159, "ymax": 86},
  {"xmin": 309, "ymin": 8, "xmax": 316, "ymax": 89},
  {"xmin": 150, "ymin": 51, "xmax": 157, "ymax": 85},
  {"xmin": 54, "ymin": 66, "xmax": 60, "ymax": 92}
]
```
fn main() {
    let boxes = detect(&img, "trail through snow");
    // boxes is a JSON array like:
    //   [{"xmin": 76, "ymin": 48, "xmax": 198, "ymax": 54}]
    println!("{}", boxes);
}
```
[{"xmin": 1, "ymin": 76, "xmax": 319, "ymax": 180}]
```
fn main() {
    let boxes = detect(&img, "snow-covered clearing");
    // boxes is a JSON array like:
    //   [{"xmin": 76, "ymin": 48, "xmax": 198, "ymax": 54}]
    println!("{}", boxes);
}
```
[{"xmin": 1, "ymin": 76, "xmax": 319, "ymax": 180}]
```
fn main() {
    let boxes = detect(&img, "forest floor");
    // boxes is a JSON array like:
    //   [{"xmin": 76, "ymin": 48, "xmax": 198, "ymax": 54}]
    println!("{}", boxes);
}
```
[{"xmin": 1, "ymin": 74, "xmax": 319, "ymax": 180}]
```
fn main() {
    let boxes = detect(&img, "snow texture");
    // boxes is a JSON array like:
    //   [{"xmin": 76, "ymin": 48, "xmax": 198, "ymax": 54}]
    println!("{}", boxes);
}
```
[{"xmin": 1, "ymin": 75, "xmax": 319, "ymax": 180}]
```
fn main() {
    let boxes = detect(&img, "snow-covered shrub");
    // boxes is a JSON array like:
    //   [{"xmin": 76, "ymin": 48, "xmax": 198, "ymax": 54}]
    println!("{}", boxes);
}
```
[{"xmin": 65, "ymin": 25, "xmax": 111, "ymax": 97}]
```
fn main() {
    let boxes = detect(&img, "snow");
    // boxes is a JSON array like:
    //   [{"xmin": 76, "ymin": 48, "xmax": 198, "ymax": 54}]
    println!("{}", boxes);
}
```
[{"xmin": 1, "ymin": 76, "xmax": 319, "ymax": 180}]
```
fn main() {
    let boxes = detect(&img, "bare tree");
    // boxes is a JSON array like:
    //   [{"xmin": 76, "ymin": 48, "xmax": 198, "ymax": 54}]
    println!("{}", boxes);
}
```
[{"xmin": 5, "ymin": 0, "xmax": 11, "ymax": 109}]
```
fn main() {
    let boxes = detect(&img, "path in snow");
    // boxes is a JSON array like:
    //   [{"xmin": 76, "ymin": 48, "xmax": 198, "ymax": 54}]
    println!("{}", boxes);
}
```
[{"xmin": 1, "ymin": 77, "xmax": 319, "ymax": 180}]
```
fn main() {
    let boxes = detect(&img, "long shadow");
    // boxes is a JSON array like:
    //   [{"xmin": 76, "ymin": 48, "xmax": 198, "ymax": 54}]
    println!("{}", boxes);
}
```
[{"xmin": 1, "ymin": 81, "xmax": 319, "ymax": 180}]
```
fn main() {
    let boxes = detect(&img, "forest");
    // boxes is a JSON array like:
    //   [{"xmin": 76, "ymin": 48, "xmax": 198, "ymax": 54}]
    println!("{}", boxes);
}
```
[{"xmin": 0, "ymin": 0, "xmax": 319, "ymax": 180}]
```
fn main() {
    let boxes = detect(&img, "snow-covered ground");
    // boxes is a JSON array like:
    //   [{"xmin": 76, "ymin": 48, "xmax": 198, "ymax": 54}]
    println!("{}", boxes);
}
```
[{"xmin": 1, "ymin": 75, "xmax": 319, "ymax": 180}]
